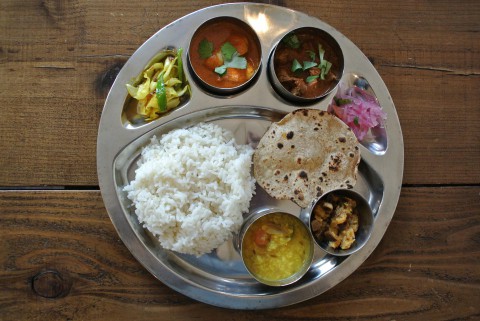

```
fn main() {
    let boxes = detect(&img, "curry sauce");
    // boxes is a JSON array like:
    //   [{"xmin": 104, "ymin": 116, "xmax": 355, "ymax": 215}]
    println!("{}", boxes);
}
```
[
  {"xmin": 242, "ymin": 213, "xmax": 312, "ymax": 283},
  {"xmin": 189, "ymin": 18, "xmax": 261, "ymax": 89}
]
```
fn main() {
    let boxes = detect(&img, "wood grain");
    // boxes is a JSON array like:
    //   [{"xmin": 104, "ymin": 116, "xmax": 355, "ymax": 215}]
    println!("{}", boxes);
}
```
[
  {"xmin": 1, "ymin": 0, "xmax": 479, "ymax": 320},
  {"xmin": 0, "ymin": 0, "xmax": 479, "ymax": 186},
  {"xmin": 0, "ymin": 187, "xmax": 479, "ymax": 320}
]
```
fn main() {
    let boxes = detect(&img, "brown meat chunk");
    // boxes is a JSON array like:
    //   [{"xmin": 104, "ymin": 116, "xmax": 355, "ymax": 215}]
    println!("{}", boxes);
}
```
[{"xmin": 311, "ymin": 195, "xmax": 360, "ymax": 250}]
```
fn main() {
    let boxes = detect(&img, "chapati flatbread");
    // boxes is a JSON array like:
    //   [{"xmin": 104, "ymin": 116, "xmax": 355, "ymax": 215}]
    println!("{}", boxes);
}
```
[{"xmin": 253, "ymin": 109, "xmax": 361, "ymax": 208}]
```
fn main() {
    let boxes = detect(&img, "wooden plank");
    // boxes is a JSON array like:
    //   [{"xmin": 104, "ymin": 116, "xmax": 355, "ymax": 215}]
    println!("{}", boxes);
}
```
[
  {"xmin": 0, "ymin": 187, "xmax": 479, "ymax": 319},
  {"xmin": 0, "ymin": 0, "xmax": 479, "ymax": 186}
]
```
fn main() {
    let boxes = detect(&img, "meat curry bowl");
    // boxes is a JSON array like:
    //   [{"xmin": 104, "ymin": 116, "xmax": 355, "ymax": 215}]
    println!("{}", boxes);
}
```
[
  {"xmin": 269, "ymin": 27, "xmax": 344, "ymax": 103},
  {"xmin": 308, "ymin": 189, "xmax": 374, "ymax": 256},
  {"xmin": 240, "ymin": 212, "xmax": 314, "ymax": 287},
  {"xmin": 188, "ymin": 17, "xmax": 262, "ymax": 95}
]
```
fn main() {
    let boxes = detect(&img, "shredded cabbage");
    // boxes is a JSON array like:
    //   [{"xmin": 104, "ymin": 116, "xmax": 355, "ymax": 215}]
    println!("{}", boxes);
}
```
[
  {"xmin": 126, "ymin": 50, "xmax": 190, "ymax": 121},
  {"xmin": 328, "ymin": 86, "xmax": 387, "ymax": 141}
]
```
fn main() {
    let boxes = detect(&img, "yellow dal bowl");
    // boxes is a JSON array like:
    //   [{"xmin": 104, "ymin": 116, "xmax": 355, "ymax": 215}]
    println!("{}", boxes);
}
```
[{"xmin": 240, "ymin": 212, "xmax": 314, "ymax": 287}]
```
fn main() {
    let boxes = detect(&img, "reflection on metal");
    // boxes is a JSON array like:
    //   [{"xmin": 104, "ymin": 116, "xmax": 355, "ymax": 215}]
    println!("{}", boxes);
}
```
[
  {"xmin": 244, "ymin": 5, "xmax": 293, "ymax": 43},
  {"xmin": 245, "ymin": 11, "xmax": 270, "ymax": 34}
]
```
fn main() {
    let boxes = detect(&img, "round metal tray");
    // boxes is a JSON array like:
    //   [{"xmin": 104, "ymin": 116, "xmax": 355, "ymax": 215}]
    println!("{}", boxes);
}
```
[{"xmin": 97, "ymin": 3, "xmax": 404, "ymax": 309}]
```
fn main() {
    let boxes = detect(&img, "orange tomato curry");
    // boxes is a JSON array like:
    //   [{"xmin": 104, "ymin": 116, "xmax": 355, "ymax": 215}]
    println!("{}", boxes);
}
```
[{"xmin": 189, "ymin": 19, "xmax": 260, "ymax": 89}]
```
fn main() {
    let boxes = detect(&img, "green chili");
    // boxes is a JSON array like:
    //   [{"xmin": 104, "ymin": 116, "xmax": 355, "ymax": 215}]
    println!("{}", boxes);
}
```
[
  {"xmin": 156, "ymin": 71, "xmax": 167, "ymax": 112},
  {"xmin": 177, "ymin": 48, "xmax": 183, "ymax": 84}
]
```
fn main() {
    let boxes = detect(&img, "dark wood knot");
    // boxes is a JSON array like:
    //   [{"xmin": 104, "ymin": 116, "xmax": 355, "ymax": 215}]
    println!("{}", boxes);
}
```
[
  {"xmin": 31, "ymin": 270, "xmax": 71, "ymax": 298},
  {"xmin": 96, "ymin": 62, "xmax": 125, "ymax": 98}
]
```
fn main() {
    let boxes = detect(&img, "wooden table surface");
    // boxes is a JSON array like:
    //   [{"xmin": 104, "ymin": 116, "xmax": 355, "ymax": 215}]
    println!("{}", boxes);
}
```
[{"xmin": 1, "ymin": 0, "xmax": 479, "ymax": 319}]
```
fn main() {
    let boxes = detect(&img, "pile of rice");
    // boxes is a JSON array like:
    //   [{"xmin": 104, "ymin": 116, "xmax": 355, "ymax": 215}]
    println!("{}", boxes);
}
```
[{"xmin": 124, "ymin": 122, "xmax": 255, "ymax": 256}]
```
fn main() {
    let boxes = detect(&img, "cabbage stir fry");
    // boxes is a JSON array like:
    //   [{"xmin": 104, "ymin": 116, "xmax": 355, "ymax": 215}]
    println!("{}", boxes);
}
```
[{"xmin": 126, "ymin": 49, "xmax": 190, "ymax": 120}]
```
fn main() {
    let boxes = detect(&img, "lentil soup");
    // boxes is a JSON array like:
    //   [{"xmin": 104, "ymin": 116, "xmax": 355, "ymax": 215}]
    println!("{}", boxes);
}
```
[{"xmin": 242, "ymin": 212, "xmax": 312, "ymax": 284}]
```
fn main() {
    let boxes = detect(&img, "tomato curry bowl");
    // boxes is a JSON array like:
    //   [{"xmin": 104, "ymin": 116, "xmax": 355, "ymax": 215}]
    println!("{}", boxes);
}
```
[{"xmin": 188, "ymin": 17, "xmax": 262, "ymax": 94}]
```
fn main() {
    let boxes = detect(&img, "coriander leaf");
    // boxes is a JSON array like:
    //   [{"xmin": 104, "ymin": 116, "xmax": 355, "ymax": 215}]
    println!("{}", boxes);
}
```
[
  {"xmin": 291, "ymin": 59, "xmax": 302, "ymax": 72},
  {"xmin": 214, "ymin": 52, "xmax": 247, "ymax": 75},
  {"xmin": 324, "ymin": 60, "xmax": 332, "ymax": 75},
  {"xmin": 221, "ymin": 42, "xmax": 237, "ymax": 61},
  {"xmin": 307, "ymin": 50, "xmax": 316, "ymax": 61},
  {"xmin": 318, "ymin": 44, "xmax": 325, "ymax": 63},
  {"xmin": 354, "ymin": 117, "xmax": 360, "ymax": 126},
  {"xmin": 320, "ymin": 60, "xmax": 332, "ymax": 80},
  {"xmin": 198, "ymin": 39, "xmax": 213, "ymax": 59},
  {"xmin": 214, "ymin": 65, "xmax": 227, "ymax": 75},
  {"xmin": 334, "ymin": 97, "xmax": 352, "ymax": 106},
  {"xmin": 303, "ymin": 61, "xmax": 317, "ymax": 70},
  {"xmin": 282, "ymin": 33, "xmax": 300, "ymax": 49},
  {"xmin": 306, "ymin": 75, "xmax": 319, "ymax": 83},
  {"xmin": 225, "ymin": 53, "xmax": 247, "ymax": 69}
]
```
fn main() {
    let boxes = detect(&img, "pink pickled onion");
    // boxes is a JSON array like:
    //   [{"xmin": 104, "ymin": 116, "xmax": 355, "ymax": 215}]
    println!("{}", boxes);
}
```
[{"xmin": 328, "ymin": 86, "xmax": 387, "ymax": 141}]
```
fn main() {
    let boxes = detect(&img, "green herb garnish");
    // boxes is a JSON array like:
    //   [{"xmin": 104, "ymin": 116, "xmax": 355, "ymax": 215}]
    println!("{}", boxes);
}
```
[
  {"xmin": 312, "ymin": 44, "xmax": 332, "ymax": 80},
  {"xmin": 334, "ymin": 97, "xmax": 352, "ymax": 106},
  {"xmin": 303, "ymin": 61, "xmax": 317, "ymax": 70},
  {"xmin": 220, "ymin": 42, "xmax": 237, "ymax": 61},
  {"xmin": 202, "ymin": 41, "xmax": 247, "ymax": 76},
  {"xmin": 198, "ymin": 39, "xmax": 213, "ymax": 59},
  {"xmin": 214, "ymin": 52, "xmax": 247, "ymax": 75},
  {"xmin": 320, "ymin": 60, "xmax": 332, "ymax": 80},
  {"xmin": 291, "ymin": 59, "xmax": 302, "ymax": 72},
  {"xmin": 282, "ymin": 33, "xmax": 300, "ymax": 49},
  {"xmin": 291, "ymin": 43, "xmax": 332, "ymax": 84},
  {"xmin": 296, "ymin": 56, "xmax": 332, "ymax": 83},
  {"xmin": 319, "ymin": 44, "xmax": 325, "ymax": 63},
  {"xmin": 354, "ymin": 117, "xmax": 360, "ymax": 126},
  {"xmin": 306, "ymin": 75, "xmax": 319, "ymax": 83}
]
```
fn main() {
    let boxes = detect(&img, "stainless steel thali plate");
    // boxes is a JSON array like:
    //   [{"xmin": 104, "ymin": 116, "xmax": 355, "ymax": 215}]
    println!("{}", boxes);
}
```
[{"xmin": 97, "ymin": 3, "xmax": 404, "ymax": 309}]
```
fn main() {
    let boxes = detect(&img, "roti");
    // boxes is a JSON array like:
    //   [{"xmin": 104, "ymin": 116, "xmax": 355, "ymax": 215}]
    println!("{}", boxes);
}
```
[{"xmin": 253, "ymin": 109, "xmax": 361, "ymax": 208}]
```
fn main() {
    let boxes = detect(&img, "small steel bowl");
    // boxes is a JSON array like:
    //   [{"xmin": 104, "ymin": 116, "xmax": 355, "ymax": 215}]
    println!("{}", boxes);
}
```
[
  {"xmin": 240, "ymin": 211, "xmax": 314, "ymax": 287},
  {"xmin": 268, "ymin": 27, "xmax": 344, "ymax": 104},
  {"xmin": 308, "ymin": 189, "xmax": 374, "ymax": 256},
  {"xmin": 188, "ymin": 16, "xmax": 262, "ymax": 95}
]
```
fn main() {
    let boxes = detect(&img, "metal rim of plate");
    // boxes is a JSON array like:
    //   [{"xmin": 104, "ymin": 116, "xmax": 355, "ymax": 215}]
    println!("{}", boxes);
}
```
[{"xmin": 97, "ymin": 3, "xmax": 404, "ymax": 309}]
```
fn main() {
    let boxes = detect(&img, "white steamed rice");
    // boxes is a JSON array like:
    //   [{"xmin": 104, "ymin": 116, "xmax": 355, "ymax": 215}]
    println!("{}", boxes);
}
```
[{"xmin": 124, "ymin": 122, "xmax": 255, "ymax": 256}]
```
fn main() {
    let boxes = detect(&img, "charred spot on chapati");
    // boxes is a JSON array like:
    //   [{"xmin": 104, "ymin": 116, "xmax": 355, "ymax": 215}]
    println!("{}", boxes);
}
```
[
  {"xmin": 316, "ymin": 186, "xmax": 323, "ymax": 197},
  {"xmin": 299, "ymin": 171, "xmax": 308, "ymax": 180},
  {"xmin": 329, "ymin": 154, "xmax": 342, "ymax": 171}
]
